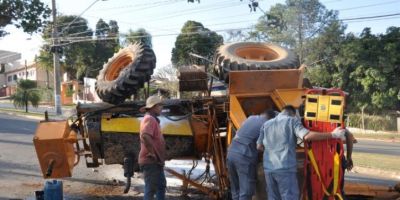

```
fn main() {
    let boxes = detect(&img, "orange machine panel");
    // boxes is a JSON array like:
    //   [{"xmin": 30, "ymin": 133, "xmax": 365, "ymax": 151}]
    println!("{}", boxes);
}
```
[{"xmin": 33, "ymin": 121, "xmax": 76, "ymax": 178}]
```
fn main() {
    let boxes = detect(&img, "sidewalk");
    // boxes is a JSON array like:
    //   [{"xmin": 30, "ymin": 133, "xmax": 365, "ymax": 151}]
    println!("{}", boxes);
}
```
[
  {"xmin": 0, "ymin": 100, "xmax": 75, "ymax": 120},
  {"xmin": 352, "ymin": 166, "xmax": 400, "ymax": 181}
]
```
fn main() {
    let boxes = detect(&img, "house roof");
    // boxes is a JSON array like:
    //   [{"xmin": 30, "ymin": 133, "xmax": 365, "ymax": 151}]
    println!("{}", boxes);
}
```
[
  {"xmin": 0, "ymin": 50, "xmax": 21, "ymax": 63},
  {"xmin": 5, "ymin": 63, "xmax": 38, "ymax": 74}
]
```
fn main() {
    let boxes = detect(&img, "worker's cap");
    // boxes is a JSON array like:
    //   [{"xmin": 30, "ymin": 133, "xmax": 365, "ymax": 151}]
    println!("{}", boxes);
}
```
[{"xmin": 144, "ymin": 95, "xmax": 163, "ymax": 109}]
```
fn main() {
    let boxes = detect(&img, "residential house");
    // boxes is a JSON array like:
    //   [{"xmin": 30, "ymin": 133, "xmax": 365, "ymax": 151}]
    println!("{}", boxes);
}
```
[{"xmin": 0, "ymin": 50, "xmax": 54, "ymax": 97}]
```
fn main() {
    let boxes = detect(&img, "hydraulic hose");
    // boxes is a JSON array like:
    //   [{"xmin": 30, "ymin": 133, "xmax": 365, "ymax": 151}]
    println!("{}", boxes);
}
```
[
  {"xmin": 123, "ymin": 156, "xmax": 134, "ymax": 194},
  {"xmin": 124, "ymin": 177, "xmax": 131, "ymax": 194}
]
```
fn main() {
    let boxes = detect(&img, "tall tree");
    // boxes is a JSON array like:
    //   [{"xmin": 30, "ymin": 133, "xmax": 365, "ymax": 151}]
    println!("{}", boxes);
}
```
[
  {"xmin": 307, "ymin": 26, "xmax": 400, "ymax": 112},
  {"xmin": 90, "ymin": 19, "xmax": 120, "ymax": 78},
  {"xmin": 41, "ymin": 15, "xmax": 94, "ymax": 80},
  {"xmin": 337, "ymin": 28, "xmax": 400, "ymax": 112},
  {"xmin": 305, "ymin": 20, "xmax": 346, "ymax": 88},
  {"xmin": 171, "ymin": 21, "xmax": 223, "ymax": 67},
  {"xmin": 253, "ymin": 0, "xmax": 338, "ymax": 63},
  {"xmin": 124, "ymin": 28, "xmax": 152, "ymax": 47},
  {"xmin": 36, "ymin": 48, "xmax": 53, "ymax": 88},
  {"xmin": 0, "ymin": 0, "xmax": 51, "ymax": 37}
]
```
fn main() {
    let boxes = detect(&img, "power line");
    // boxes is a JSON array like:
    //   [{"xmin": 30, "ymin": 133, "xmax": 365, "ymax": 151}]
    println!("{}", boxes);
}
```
[
  {"xmin": 344, "ymin": 16, "xmax": 400, "ymax": 24},
  {"xmin": 128, "ymin": 1, "xmax": 246, "ymax": 24},
  {"xmin": 46, "ymin": 26, "xmax": 255, "ymax": 45},
  {"xmin": 338, "ymin": 0, "xmax": 400, "ymax": 12},
  {"xmin": 43, "ymin": 11, "xmax": 400, "ymax": 45},
  {"xmin": 341, "ymin": 12, "xmax": 400, "ymax": 21},
  {"xmin": 92, "ymin": 0, "xmax": 184, "ymax": 11},
  {"xmin": 60, "ymin": 0, "xmax": 104, "ymax": 34},
  {"xmin": 56, "ymin": 0, "xmax": 241, "ymax": 34}
]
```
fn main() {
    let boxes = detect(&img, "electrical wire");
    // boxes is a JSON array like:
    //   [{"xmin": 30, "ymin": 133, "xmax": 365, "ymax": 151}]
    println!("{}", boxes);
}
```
[
  {"xmin": 341, "ymin": 12, "xmax": 400, "ymax": 21},
  {"xmin": 338, "ymin": 0, "xmax": 400, "ymax": 12}
]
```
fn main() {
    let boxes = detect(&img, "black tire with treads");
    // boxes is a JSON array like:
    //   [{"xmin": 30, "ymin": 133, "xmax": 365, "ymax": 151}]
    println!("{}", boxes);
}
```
[
  {"xmin": 213, "ymin": 42, "xmax": 299, "ymax": 83},
  {"xmin": 95, "ymin": 43, "xmax": 156, "ymax": 104}
]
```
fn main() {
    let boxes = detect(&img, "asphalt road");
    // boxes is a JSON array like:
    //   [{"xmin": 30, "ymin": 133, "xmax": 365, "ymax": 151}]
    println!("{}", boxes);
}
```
[
  {"xmin": 0, "ymin": 112, "xmax": 398, "ymax": 199},
  {"xmin": 0, "ymin": 112, "xmax": 207, "ymax": 200},
  {"xmin": 353, "ymin": 139, "xmax": 400, "ymax": 156}
]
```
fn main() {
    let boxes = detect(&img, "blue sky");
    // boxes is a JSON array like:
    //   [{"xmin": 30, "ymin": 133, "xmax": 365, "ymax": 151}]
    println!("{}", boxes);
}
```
[{"xmin": 0, "ymin": 0, "xmax": 399, "ymax": 68}]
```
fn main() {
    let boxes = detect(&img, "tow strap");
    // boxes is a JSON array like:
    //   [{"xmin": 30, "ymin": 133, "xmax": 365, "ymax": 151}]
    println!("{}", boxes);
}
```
[{"xmin": 307, "ymin": 148, "xmax": 343, "ymax": 200}]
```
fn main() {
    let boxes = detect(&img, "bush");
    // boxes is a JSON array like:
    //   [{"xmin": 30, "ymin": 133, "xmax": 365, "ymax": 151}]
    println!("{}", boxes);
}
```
[{"xmin": 347, "ymin": 113, "xmax": 397, "ymax": 131}]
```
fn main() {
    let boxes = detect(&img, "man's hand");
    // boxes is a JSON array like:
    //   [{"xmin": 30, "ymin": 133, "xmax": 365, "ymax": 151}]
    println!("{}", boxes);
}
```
[
  {"xmin": 257, "ymin": 144, "xmax": 264, "ymax": 152},
  {"xmin": 331, "ymin": 127, "xmax": 346, "ymax": 140},
  {"xmin": 346, "ymin": 158, "xmax": 353, "ymax": 171}
]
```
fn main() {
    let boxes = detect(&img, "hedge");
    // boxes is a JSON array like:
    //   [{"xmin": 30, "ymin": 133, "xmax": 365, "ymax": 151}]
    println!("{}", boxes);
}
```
[{"xmin": 346, "ymin": 113, "xmax": 397, "ymax": 131}]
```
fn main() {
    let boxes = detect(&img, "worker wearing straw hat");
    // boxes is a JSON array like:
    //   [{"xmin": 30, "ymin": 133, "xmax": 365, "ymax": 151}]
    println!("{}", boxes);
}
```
[{"xmin": 139, "ymin": 95, "xmax": 166, "ymax": 200}]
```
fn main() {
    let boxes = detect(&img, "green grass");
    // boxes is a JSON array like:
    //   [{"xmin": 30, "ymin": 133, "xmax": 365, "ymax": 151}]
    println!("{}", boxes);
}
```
[
  {"xmin": 353, "ymin": 152, "xmax": 400, "ymax": 173},
  {"xmin": 352, "ymin": 132, "xmax": 400, "ymax": 141}
]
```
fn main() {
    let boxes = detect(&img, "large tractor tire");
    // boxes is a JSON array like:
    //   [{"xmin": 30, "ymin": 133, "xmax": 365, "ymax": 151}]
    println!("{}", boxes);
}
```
[
  {"xmin": 96, "ymin": 43, "xmax": 156, "ymax": 104},
  {"xmin": 214, "ymin": 42, "xmax": 299, "ymax": 82}
]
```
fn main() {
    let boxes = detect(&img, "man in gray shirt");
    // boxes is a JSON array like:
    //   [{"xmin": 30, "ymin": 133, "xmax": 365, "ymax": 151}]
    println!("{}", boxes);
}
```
[
  {"xmin": 257, "ymin": 105, "xmax": 345, "ymax": 200},
  {"xmin": 227, "ymin": 110, "xmax": 276, "ymax": 200}
]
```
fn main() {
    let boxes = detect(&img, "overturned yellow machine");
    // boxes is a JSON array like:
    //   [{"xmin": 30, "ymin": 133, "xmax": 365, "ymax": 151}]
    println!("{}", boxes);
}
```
[{"xmin": 33, "ymin": 42, "xmax": 400, "ymax": 199}]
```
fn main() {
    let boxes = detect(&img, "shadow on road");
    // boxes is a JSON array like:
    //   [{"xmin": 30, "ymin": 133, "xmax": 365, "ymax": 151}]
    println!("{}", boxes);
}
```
[
  {"xmin": 0, "ymin": 139, "xmax": 32, "ymax": 146},
  {"xmin": 0, "ymin": 160, "xmax": 39, "ymax": 174},
  {"xmin": 0, "ymin": 117, "xmax": 37, "ymax": 135}
]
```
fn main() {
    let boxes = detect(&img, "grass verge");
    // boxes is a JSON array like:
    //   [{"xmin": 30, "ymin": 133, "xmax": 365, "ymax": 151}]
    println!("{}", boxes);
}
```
[
  {"xmin": 352, "ymin": 152, "xmax": 400, "ymax": 173},
  {"xmin": 0, "ymin": 108, "xmax": 51, "ymax": 117}
]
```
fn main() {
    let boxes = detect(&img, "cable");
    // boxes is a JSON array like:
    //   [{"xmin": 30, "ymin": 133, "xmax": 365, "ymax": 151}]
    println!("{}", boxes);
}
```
[
  {"xmin": 92, "ymin": 0, "xmax": 184, "ymax": 11},
  {"xmin": 341, "ymin": 12, "xmax": 400, "ymax": 21},
  {"xmin": 344, "ymin": 16, "xmax": 400, "ymax": 24},
  {"xmin": 338, "ymin": 0, "xmax": 400, "ymax": 12},
  {"xmin": 60, "ymin": 0, "xmax": 103, "ymax": 34},
  {"xmin": 128, "ymin": 1, "xmax": 245, "ymax": 24},
  {"xmin": 65, "ymin": 18, "xmax": 258, "ymax": 38}
]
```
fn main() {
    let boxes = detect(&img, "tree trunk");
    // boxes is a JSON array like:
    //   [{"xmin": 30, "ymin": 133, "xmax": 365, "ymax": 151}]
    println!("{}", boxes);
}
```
[
  {"xmin": 46, "ymin": 69, "xmax": 50, "ymax": 89},
  {"xmin": 25, "ymin": 91, "xmax": 28, "ymax": 113}
]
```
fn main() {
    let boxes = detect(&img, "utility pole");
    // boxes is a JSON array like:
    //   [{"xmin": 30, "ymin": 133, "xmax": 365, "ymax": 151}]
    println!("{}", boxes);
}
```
[
  {"xmin": 51, "ymin": 0, "xmax": 62, "ymax": 115},
  {"xmin": 25, "ymin": 60, "xmax": 27, "ymax": 79}
]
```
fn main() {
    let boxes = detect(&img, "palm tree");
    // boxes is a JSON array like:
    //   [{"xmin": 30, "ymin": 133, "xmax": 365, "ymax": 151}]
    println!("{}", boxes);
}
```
[
  {"xmin": 10, "ymin": 80, "xmax": 41, "ymax": 112},
  {"xmin": 36, "ymin": 48, "xmax": 53, "ymax": 89}
]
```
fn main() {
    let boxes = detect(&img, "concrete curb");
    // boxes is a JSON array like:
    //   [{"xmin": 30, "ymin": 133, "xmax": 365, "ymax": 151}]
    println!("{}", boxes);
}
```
[
  {"xmin": 352, "ymin": 166, "xmax": 400, "ymax": 181},
  {"xmin": 0, "ymin": 110, "xmax": 67, "ymax": 121},
  {"xmin": 356, "ymin": 137, "xmax": 400, "ymax": 143}
]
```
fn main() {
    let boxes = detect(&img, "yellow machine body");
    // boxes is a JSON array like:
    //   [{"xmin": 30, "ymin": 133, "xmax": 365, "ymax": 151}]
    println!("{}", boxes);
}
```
[
  {"xmin": 33, "ymin": 121, "xmax": 77, "ymax": 178},
  {"xmin": 101, "ymin": 115, "xmax": 193, "ymax": 136},
  {"xmin": 227, "ymin": 68, "xmax": 306, "ymax": 144}
]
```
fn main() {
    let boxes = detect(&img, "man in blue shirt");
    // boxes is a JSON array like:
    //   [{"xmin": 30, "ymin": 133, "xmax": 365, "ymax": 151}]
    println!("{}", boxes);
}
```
[
  {"xmin": 257, "ymin": 105, "xmax": 345, "ymax": 200},
  {"xmin": 227, "ymin": 110, "xmax": 276, "ymax": 200}
]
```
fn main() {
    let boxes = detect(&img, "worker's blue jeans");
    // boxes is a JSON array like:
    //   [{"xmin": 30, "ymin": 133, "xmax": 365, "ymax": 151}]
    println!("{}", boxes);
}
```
[
  {"xmin": 265, "ymin": 171, "xmax": 299, "ymax": 200},
  {"xmin": 227, "ymin": 156, "xmax": 257, "ymax": 200},
  {"xmin": 142, "ymin": 164, "xmax": 166, "ymax": 200}
]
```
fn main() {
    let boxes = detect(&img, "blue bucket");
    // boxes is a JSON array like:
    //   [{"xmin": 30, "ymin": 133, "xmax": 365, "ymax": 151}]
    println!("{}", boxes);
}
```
[{"xmin": 44, "ymin": 180, "xmax": 63, "ymax": 200}]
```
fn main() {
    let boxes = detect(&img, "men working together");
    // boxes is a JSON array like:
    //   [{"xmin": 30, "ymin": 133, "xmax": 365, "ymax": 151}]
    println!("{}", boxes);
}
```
[
  {"xmin": 138, "ymin": 95, "xmax": 351, "ymax": 200},
  {"xmin": 227, "ymin": 105, "xmax": 349, "ymax": 200}
]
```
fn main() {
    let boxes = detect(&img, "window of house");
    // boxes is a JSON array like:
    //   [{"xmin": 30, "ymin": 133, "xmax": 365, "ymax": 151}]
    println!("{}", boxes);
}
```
[
  {"xmin": 7, "ymin": 76, "xmax": 11, "ymax": 82},
  {"xmin": 13, "ymin": 74, "xmax": 17, "ymax": 81}
]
